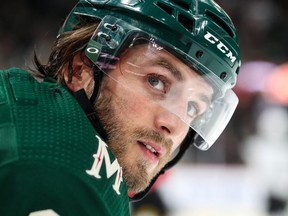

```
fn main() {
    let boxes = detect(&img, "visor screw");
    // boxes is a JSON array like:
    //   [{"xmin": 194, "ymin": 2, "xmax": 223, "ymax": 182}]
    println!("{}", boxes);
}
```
[
  {"xmin": 105, "ymin": 35, "xmax": 112, "ymax": 41},
  {"xmin": 196, "ymin": 50, "xmax": 204, "ymax": 58},
  {"xmin": 220, "ymin": 72, "xmax": 227, "ymax": 80},
  {"xmin": 111, "ymin": 25, "xmax": 118, "ymax": 31}
]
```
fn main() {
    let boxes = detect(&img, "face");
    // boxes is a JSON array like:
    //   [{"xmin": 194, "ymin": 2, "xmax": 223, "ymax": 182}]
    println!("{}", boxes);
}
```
[{"xmin": 93, "ymin": 44, "xmax": 213, "ymax": 193}]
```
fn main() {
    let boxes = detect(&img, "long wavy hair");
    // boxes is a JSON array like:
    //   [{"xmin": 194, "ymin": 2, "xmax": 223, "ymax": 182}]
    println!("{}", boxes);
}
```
[{"xmin": 32, "ymin": 19, "xmax": 98, "ymax": 84}]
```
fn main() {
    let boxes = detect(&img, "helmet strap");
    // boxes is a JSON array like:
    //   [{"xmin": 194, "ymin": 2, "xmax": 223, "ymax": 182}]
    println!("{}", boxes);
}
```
[
  {"xmin": 89, "ymin": 65, "xmax": 103, "ymax": 104},
  {"xmin": 72, "ymin": 65, "xmax": 108, "ymax": 141}
]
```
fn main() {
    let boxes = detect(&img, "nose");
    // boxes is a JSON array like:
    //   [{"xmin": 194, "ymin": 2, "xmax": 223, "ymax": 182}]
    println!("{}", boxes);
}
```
[{"xmin": 153, "ymin": 105, "xmax": 188, "ymax": 137}]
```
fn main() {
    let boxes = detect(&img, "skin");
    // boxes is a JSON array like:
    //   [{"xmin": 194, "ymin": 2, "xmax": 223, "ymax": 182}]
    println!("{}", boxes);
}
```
[{"xmin": 64, "ymin": 43, "xmax": 213, "ymax": 193}]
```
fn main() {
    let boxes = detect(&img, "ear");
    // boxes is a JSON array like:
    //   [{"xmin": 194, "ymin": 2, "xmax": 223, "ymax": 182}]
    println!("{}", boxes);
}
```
[{"xmin": 63, "ymin": 52, "xmax": 94, "ymax": 93}]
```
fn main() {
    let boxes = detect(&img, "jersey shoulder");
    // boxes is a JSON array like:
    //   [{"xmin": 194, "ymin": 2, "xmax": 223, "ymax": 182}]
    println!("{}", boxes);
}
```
[{"xmin": 0, "ymin": 68, "xmax": 130, "ymax": 216}]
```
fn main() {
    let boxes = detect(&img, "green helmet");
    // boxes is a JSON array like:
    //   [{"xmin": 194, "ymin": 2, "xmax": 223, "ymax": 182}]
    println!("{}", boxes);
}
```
[
  {"xmin": 61, "ymin": 0, "xmax": 241, "ymax": 149},
  {"xmin": 61, "ymin": 0, "xmax": 241, "ymax": 199},
  {"xmin": 62, "ymin": 0, "xmax": 240, "ymax": 83}
]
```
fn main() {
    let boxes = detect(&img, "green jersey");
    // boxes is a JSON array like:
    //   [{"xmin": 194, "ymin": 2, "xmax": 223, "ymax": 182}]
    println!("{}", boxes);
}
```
[{"xmin": 0, "ymin": 68, "xmax": 130, "ymax": 216}]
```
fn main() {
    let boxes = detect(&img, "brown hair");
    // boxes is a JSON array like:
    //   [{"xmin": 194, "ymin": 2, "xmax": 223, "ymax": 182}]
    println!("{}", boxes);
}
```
[{"xmin": 32, "ymin": 22, "xmax": 98, "ymax": 84}]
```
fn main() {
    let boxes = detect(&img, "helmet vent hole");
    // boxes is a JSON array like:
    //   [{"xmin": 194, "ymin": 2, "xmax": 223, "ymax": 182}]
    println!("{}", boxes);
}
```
[
  {"xmin": 236, "ymin": 66, "xmax": 240, "ymax": 75},
  {"xmin": 220, "ymin": 72, "xmax": 227, "ymax": 80},
  {"xmin": 178, "ymin": 14, "xmax": 194, "ymax": 32},
  {"xmin": 156, "ymin": 2, "xmax": 174, "ymax": 15},
  {"xmin": 196, "ymin": 50, "xmax": 204, "ymax": 58},
  {"xmin": 205, "ymin": 10, "xmax": 234, "ymax": 38}
]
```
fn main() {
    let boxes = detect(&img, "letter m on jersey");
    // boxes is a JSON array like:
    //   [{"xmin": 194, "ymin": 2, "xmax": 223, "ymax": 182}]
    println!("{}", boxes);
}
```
[{"xmin": 86, "ymin": 135, "xmax": 123, "ymax": 195}]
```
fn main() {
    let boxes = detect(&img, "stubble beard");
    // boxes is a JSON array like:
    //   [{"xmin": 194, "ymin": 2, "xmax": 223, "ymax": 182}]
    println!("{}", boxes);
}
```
[{"xmin": 94, "ymin": 88, "xmax": 173, "ymax": 193}]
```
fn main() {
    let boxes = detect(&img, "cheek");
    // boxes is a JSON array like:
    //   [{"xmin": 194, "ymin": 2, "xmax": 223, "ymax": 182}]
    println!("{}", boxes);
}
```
[
  {"xmin": 127, "ymin": 98, "xmax": 153, "ymax": 124},
  {"xmin": 114, "ymin": 84, "xmax": 153, "ymax": 118}
]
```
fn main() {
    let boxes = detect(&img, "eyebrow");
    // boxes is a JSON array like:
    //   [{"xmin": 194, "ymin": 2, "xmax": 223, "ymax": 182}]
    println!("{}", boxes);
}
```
[
  {"xmin": 152, "ymin": 58, "xmax": 183, "ymax": 81},
  {"xmin": 188, "ymin": 89, "xmax": 213, "ymax": 112},
  {"xmin": 199, "ymin": 94, "xmax": 212, "ymax": 114},
  {"xmin": 200, "ymin": 93, "xmax": 212, "ymax": 105},
  {"xmin": 151, "ymin": 57, "xmax": 213, "ymax": 106}
]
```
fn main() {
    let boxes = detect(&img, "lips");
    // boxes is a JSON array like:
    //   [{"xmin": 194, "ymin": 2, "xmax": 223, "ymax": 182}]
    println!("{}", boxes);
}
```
[
  {"xmin": 143, "ymin": 143, "xmax": 159, "ymax": 156},
  {"xmin": 138, "ymin": 141, "xmax": 165, "ymax": 163}
]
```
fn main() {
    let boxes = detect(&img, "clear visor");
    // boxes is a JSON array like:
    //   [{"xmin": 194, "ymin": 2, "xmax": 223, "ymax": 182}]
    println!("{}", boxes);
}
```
[{"xmin": 85, "ymin": 17, "xmax": 238, "ymax": 150}]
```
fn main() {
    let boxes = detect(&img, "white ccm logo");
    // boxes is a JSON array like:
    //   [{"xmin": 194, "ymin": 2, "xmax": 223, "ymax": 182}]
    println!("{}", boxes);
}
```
[
  {"xmin": 204, "ymin": 31, "xmax": 236, "ymax": 64},
  {"xmin": 86, "ymin": 135, "xmax": 123, "ymax": 195}
]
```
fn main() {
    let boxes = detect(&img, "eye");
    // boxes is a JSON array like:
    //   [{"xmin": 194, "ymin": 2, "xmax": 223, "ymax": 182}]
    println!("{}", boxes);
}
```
[
  {"xmin": 187, "ymin": 102, "xmax": 199, "ymax": 118},
  {"xmin": 147, "ymin": 75, "xmax": 167, "ymax": 93}
]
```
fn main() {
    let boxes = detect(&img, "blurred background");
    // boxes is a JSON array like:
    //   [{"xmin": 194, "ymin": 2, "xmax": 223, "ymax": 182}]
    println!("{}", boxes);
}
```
[{"xmin": 1, "ymin": 0, "xmax": 288, "ymax": 215}]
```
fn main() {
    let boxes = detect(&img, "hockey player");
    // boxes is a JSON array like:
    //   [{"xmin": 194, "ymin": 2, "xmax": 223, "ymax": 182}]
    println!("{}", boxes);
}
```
[{"xmin": 0, "ymin": 0, "xmax": 241, "ymax": 215}]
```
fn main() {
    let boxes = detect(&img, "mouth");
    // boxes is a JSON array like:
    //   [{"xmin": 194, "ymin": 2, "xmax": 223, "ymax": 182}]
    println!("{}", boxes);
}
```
[
  {"xmin": 138, "ymin": 141, "xmax": 164, "ymax": 163},
  {"xmin": 143, "ymin": 143, "xmax": 160, "ymax": 157}
]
